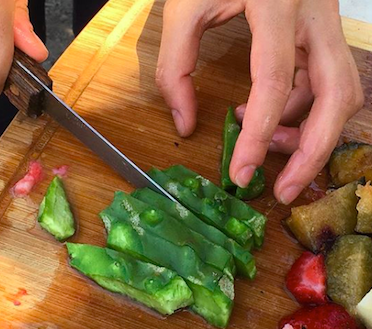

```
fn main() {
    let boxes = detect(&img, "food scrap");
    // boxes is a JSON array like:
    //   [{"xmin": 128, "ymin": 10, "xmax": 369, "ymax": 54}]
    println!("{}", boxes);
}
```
[
  {"xmin": 4, "ymin": 288, "xmax": 28, "ymax": 306},
  {"xmin": 52, "ymin": 165, "xmax": 69, "ymax": 178},
  {"xmin": 303, "ymin": 181, "xmax": 326, "ymax": 203},
  {"xmin": 11, "ymin": 161, "xmax": 43, "ymax": 198}
]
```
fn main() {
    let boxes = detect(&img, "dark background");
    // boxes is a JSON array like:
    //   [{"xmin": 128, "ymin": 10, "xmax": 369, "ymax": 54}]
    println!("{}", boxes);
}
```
[
  {"xmin": 0, "ymin": 0, "xmax": 107, "ymax": 134},
  {"xmin": 44, "ymin": 0, "xmax": 75, "ymax": 70}
]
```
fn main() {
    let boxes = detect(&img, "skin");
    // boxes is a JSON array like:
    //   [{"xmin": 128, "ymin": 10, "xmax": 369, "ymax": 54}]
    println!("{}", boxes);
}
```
[
  {"xmin": 156, "ymin": 0, "xmax": 364, "ymax": 204},
  {"xmin": 0, "ymin": 0, "xmax": 48, "ymax": 92},
  {"xmin": 0, "ymin": 0, "xmax": 363, "ymax": 205}
]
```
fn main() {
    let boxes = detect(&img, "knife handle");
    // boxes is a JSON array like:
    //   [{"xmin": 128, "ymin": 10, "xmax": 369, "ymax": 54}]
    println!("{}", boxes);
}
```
[{"xmin": 3, "ymin": 48, "xmax": 53, "ymax": 118}]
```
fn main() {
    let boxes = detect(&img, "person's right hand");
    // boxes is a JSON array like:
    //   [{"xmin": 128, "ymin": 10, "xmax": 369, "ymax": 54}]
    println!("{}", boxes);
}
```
[{"xmin": 0, "ymin": 0, "xmax": 48, "ymax": 92}]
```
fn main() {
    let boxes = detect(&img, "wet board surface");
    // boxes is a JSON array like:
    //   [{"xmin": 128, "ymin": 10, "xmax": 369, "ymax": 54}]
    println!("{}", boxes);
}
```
[{"xmin": 0, "ymin": 0, "xmax": 372, "ymax": 328}]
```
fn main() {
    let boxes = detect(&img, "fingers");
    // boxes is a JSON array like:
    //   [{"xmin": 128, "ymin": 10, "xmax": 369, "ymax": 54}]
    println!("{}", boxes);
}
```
[
  {"xmin": 234, "ymin": 103, "xmax": 246, "ymax": 124},
  {"xmin": 236, "ymin": 69, "xmax": 313, "ymax": 127},
  {"xmin": 0, "ymin": 0, "xmax": 15, "ymax": 92},
  {"xmin": 156, "ymin": 0, "xmax": 244, "ymax": 137},
  {"xmin": 156, "ymin": 0, "xmax": 204, "ymax": 137},
  {"xmin": 274, "ymin": 21, "xmax": 364, "ymax": 204},
  {"xmin": 13, "ymin": 0, "xmax": 48, "ymax": 63},
  {"xmin": 229, "ymin": 1, "xmax": 297, "ymax": 187},
  {"xmin": 280, "ymin": 69, "xmax": 313, "ymax": 125},
  {"xmin": 269, "ymin": 125, "xmax": 302, "ymax": 154}
]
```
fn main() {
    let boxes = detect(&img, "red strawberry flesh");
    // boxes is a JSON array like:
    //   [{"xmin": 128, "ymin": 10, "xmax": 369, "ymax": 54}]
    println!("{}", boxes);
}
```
[
  {"xmin": 286, "ymin": 251, "xmax": 327, "ymax": 305},
  {"xmin": 11, "ymin": 161, "xmax": 44, "ymax": 198},
  {"xmin": 278, "ymin": 303, "xmax": 358, "ymax": 329}
]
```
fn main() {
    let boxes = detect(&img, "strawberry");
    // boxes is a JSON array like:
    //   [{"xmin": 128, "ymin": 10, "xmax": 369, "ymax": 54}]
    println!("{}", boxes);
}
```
[
  {"xmin": 286, "ymin": 251, "xmax": 327, "ymax": 305},
  {"xmin": 11, "ymin": 161, "xmax": 44, "ymax": 198},
  {"xmin": 278, "ymin": 303, "xmax": 358, "ymax": 329}
]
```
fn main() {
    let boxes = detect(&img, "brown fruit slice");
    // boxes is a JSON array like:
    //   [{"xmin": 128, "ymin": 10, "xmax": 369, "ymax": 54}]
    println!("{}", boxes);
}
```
[
  {"xmin": 286, "ymin": 181, "xmax": 358, "ymax": 253},
  {"xmin": 326, "ymin": 235, "xmax": 372, "ymax": 317},
  {"xmin": 356, "ymin": 182, "xmax": 372, "ymax": 234},
  {"xmin": 329, "ymin": 142, "xmax": 372, "ymax": 187}
]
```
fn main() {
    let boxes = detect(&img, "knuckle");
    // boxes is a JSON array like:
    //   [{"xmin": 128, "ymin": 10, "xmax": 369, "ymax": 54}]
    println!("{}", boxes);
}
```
[
  {"xmin": 241, "ymin": 128, "xmax": 272, "ymax": 146},
  {"xmin": 155, "ymin": 65, "xmax": 179, "ymax": 93},
  {"xmin": 259, "ymin": 69, "xmax": 293, "ymax": 99},
  {"xmin": 329, "ymin": 78, "xmax": 364, "ymax": 111},
  {"xmin": 164, "ymin": 0, "xmax": 196, "ymax": 20},
  {"xmin": 297, "ymin": 147, "xmax": 329, "ymax": 173},
  {"xmin": 14, "ymin": 1, "xmax": 29, "ymax": 15},
  {"xmin": 355, "ymin": 87, "xmax": 365, "ymax": 110},
  {"xmin": 163, "ymin": 0, "xmax": 178, "ymax": 17},
  {"xmin": 155, "ymin": 66, "xmax": 168, "ymax": 90}
]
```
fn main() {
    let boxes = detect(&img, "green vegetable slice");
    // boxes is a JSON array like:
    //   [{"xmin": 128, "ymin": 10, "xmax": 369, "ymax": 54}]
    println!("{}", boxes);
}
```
[
  {"xmin": 221, "ymin": 106, "xmax": 265, "ymax": 200},
  {"xmin": 38, "ymin": 176, "xmax": 75, "ymax": 241},
  {"xmin": 67, "ymin": 243, "xmax": 193, "ymax": 315},
  {"xmin": 101, "ymin": 192, "xmax": 236, "ymax": 280},
  {"xmin": 132, "ymin": 187, "xmax": 256, "ymax": 279}
]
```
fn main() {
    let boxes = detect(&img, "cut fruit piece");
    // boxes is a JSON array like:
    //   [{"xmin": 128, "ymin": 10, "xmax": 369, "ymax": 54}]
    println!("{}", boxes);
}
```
[
  {"xmin": 278, "ymin": 303, "xmax": 358, "ymax": 329},
  {"xmin": 38, "ymin": 176, "xmax": 75, "ymax": 241},
  {"xmin": 326, "ymin": 235, "xmax": 372, "ymax": 317},
  {"xmin": 286, "ymin": 181, "xmax": 358, "ymax": 253},
  {"xmin": 329, "ymin": 142, "xmax": 372, "ymax": 187},
  {"xmin": 357, "ymin": 288, "xmax": 372, "ymax": 329},
  {"xmin": 355, "ymin": 182, "xmax": 372, "ymax": 233},
  {"xmin": 52, "ymin": 165, "xmax": 69, "ymax": 178},
  {"xmin": 285, "ymin": 251, "xmax": 327, "ymax": 305},
  {"xmin": 67, "ymin": 243, "xmax": 193, "ymax": 315},
  {"xmin": 12, "ymin": 161, "xmax": 44, "ymax": 198}
]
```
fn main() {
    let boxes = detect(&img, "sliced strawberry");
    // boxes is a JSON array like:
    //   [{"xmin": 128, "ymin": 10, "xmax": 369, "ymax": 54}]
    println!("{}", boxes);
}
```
[
  {"xmin": 11, "ymin": 161, "xmax": 44, "ymax": 198},
  {"xmin": 278, "ymin": 303, "xmax": 358, "ymax": 329},
  {"xmin": 286, "ymin": 251, "xmax": 327, "ymax": 305}
]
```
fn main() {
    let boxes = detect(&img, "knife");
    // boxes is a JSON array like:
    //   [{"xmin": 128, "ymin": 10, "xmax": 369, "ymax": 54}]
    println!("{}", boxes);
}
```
[{"xmin": 4, "ymin": 48, "xmax": 177, "ymax": 202}]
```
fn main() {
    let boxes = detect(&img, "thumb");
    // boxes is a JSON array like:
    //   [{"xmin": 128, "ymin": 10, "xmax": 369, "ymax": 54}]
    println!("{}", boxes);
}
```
[{"xmin": 13, "ymin": 0, "xmax": 48, "ymax": 62}]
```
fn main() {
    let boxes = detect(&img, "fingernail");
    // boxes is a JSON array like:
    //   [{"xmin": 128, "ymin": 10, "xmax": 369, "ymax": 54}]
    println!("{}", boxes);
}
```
[
  {"xmin": 280, "ymin": 185, "xmax": 303, "ymax": 205},
  {"xmin": 235, "ymin": 165, "xmax": 256, "ymax": 188},
  {"xmin": 171, "ymin": 109, "xmax": 186, "ymax": 136}
]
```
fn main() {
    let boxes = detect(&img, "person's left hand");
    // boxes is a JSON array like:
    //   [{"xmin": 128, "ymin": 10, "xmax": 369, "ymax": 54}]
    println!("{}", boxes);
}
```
[{"xmin": 156, "ymin": 0, "xmax": 364, "ymax": 204}]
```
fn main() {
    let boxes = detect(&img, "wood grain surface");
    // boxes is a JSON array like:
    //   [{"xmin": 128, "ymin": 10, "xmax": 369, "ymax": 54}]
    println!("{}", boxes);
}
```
[{"xmin": 0, "ymin": 1, "xmax": 371, "ymax": 328}]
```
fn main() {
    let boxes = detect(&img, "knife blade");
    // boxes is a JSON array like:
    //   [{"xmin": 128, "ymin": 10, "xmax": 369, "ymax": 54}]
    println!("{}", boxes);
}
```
[{"xmin": 5, "ymin": 49, "xmax": 177, "ymax": 202}]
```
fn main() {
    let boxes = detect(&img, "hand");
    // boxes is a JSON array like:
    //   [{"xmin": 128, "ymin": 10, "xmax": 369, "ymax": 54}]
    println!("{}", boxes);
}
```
[
  {"xmin": 0, "ymin": 0, "xmax": 48, "ymax": 92},
  {"xmin": 156, "ymin": 0, "xmax": 364, "ymax": 204}
]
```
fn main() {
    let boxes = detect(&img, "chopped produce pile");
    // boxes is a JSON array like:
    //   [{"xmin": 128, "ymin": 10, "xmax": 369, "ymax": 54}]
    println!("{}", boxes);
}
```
[
  {"xmin": 31, "ymin": 108, "xmax": 269, "ymax": 328},
  {"xmin": 30, "ymin": 108, "xmax": 372, "ymax": 328},
  {"xmin": 281, "ymin": 142, "xmax": 372, "ymax": 329},
  {"xmin": 96, "ymin": 166, "xmax": 267, "ymax": 328}
]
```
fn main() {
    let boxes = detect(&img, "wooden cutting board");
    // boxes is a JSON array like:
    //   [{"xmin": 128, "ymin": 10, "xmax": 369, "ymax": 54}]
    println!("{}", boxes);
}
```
[{"xmin": 0, "ymin": 0, "xmax": 371, "ymax": 328}]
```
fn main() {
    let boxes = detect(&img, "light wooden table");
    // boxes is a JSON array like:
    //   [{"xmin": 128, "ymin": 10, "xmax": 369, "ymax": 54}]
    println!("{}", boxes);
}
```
[{"xmin": 0, "ymin": 1, "xmax": 371, "ymax": 328}]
